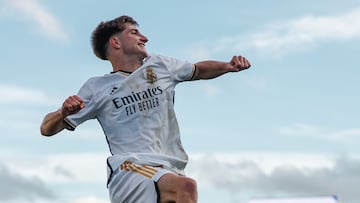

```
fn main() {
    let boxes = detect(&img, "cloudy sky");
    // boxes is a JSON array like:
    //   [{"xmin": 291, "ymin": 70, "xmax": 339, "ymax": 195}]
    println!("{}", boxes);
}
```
[{"xmin": 1, "ymin": 0, "xmax": 359, "ymax": 203}]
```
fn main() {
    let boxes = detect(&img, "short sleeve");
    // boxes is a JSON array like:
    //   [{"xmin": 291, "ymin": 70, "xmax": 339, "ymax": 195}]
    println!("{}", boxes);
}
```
[
  {"xmin": 64, "ymin": 78, "xmax": 98, "ymax": 130},
  {"xmin": 159, "ymin": 55, "xmax": 195, "ymax": 84}
]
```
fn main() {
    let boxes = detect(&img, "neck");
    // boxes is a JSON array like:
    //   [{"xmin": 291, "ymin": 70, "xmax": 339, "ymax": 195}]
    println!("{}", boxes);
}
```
[{"xmin": 110, "ymin": 55, "xmax": 145, "ymax": 73}]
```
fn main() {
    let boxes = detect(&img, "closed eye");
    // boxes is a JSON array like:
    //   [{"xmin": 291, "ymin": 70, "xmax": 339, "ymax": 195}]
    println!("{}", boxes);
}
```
[{"xmin": 130, "ymin": 29, "xmax": 139, "ymax": 35}]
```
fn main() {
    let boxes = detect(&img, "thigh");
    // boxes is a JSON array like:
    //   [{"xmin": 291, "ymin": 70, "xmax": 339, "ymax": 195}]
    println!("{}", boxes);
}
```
[
  {"xmin": 157, "ymin": 173, "xmax": 178, "ymax": 202},
  {"xmin": 108, "ymin": 169, "xmax": 158, "ymax": 203}
]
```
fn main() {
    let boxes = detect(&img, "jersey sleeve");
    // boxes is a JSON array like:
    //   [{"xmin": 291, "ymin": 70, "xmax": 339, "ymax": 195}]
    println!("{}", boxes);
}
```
[
  {"xmin": 64, "ymin": 78, "xmax": 98, "ymax": 130},
  {"xmin": 159, "ymin": 55, "xmax": 195, "ymax": 84}
]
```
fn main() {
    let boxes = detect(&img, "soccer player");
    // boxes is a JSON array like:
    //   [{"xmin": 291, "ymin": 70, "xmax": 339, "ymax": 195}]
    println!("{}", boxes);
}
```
[{"xmin": 40, "ymin": 15, "xmax": 251, "ymax": 203}]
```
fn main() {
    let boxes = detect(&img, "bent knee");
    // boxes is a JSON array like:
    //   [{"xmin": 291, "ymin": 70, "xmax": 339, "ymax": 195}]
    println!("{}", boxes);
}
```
[
  {"xmin": 178, "ymin": 177, "xmax": 197, "ymax": 196},
  {"xmin": 158, "ymin": 174, "xmax": 198, "ymax": 202}
]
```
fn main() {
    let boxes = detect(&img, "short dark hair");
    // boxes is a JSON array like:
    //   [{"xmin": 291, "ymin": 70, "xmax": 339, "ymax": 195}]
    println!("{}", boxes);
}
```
[{"xmin": 91, "ymin": 15, "xmax": 138, "ymax": 60}]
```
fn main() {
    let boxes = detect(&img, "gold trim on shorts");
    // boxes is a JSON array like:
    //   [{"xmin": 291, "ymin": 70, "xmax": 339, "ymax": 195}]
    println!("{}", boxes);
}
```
[{"xmin": 120, "ymin": 161, "xmax": 163, "ymax": 179}]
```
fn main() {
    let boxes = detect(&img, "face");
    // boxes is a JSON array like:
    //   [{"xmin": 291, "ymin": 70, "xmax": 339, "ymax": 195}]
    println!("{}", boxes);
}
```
[{"xmin": 116, "ymin": 23, "xmax": 149, "ymax": 58}]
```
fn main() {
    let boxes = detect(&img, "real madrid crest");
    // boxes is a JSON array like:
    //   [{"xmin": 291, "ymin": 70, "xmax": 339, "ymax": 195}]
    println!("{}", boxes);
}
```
[{"xmin": 146, "ymin": 67, "xmax": 157, "ymax": 84}]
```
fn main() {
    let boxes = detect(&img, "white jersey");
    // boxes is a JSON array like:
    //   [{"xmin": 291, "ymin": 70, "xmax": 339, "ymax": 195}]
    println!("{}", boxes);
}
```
[{"xmin": 64, "ymin": 54, "xmax": 195, "ymax": 175}]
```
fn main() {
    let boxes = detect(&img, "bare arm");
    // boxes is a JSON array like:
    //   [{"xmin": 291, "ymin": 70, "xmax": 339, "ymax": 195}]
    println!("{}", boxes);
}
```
[
  {"xmin": 40, "ymin": 110, "xmax": 67, "ymax": 136},
  {"xmin": 192, "ymin": 55, "xmax": 251, "ymax": 80},
  {"xmin": 40, "ymin": 95, "xmax": 84, "ymax": 136}
]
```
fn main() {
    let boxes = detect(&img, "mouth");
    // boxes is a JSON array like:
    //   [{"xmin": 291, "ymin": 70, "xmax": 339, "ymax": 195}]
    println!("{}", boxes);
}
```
[{"xmin": 138, "ymin": 43, "xmax": 145, "ymax": 47}]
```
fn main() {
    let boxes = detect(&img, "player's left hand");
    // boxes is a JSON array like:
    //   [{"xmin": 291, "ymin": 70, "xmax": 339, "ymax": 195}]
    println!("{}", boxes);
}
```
[{"xmin": 229, "ymin": 55, "xmax": 251, "ymax": 72}]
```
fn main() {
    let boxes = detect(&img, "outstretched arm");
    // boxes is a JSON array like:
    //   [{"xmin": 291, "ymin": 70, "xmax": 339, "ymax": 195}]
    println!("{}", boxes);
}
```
[
  {"xmin": 192, "ymin": 55, "xmax": 251, "ymax": 80},
  {"xmin": 40, "ymin": 95, "xmax": 84, "ymax": 136}
]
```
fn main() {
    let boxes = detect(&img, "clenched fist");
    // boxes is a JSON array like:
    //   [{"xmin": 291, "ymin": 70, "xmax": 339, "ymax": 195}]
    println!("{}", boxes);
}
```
[{"xmin": 61, "ymin": 95, "xmax": 85, "ymax": 117}]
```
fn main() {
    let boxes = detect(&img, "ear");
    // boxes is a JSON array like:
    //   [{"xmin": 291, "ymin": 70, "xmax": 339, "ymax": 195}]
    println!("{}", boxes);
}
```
[{"xmin": 109, "ymin": 36, "xmax": 121, "ymax": 49}]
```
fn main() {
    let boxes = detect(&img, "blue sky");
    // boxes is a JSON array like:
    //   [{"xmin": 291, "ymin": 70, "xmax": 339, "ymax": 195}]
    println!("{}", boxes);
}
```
[{"xmin": 1, "ymin": 0, "xmax": 360, "ymax": 203}]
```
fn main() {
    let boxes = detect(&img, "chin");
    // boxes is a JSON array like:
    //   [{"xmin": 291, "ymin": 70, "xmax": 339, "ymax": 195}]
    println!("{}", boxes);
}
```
[{"xmin": 141, "ymin": 51, "xmax": 148, "ymax": 58}]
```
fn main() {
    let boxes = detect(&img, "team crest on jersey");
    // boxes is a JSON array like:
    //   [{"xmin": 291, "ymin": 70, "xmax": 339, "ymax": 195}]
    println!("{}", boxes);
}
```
[{"xmin": 146, "ymin": 67, "xmax": 157, "ymax": 84}]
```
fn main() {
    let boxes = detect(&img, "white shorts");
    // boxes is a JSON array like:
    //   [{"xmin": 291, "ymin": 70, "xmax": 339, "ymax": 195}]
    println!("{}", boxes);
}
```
[{"xmin": 107, "ymin": 161, "xmax": 174, "ymax": 203}]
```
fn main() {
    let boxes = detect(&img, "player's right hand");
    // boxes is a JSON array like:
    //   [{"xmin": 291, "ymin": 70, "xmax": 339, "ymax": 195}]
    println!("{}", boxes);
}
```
[{"xmin": 61, "ymin": 95, "xmax": 85, "ymax": 117}]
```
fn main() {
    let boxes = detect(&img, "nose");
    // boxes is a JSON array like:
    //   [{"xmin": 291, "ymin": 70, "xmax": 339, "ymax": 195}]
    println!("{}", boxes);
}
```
[{"xmin": 140, "ymin": 33, "xmax": 148, "ymax": 43}]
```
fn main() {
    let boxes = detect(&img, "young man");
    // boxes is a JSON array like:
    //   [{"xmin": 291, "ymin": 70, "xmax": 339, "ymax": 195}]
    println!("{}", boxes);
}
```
[{"xmin": 40, "ymin": 15, "xmax": 251, "ymax": 203}]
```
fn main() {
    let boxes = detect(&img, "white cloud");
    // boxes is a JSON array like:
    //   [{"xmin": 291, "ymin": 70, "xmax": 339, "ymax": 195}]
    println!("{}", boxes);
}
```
[
  {"xmin": 278, "ymin": 122, "xmax": 360, "ymax": 142},
  {"xmin": 330, "ymin": 128, "xmax": 360, "ymax": 140},
  {"xmin": 0, "ymin": 83, "xmax": 60, "ymax": 138},
  {"xmin": 67, "ymin": 196, "xmax": 109, "ymax": 203},
  {"xmin": 0, "ymin": 84, "xmax": 56, "ymax": 105},
  {"xmin": 184, "ymin": 46, "xmax": 212, "ymax": 61},
  {"xmin": 186, "ymin": 152, "xmax": 360, "ymax": 203},
  {"xmin": 6, "ymin": 152, "xmax": 109, "ymax": 184},
  {"xmin": 244, "ymin": 7, "xmax": 360, "ymax": 54},
  {"xmin": 187, "ymin": 7, "xmax": 360, "ymax": 58},
  {"xmin": 278, "ymin": 122, "xmax": 321, "ymax": 137},
  {"xmin": 5, "ymin": 151, "xmax": 335, "ymax": 186},
  {"xmin": 0, "ymin": 152, "xmax": 109, "ymax": 203},
  {"xmin": 187, "ymin": 152, "xmax": 334, "ymax": 179},
  {"xmin": 1, "ymin": 0, "xmax": 68, "ymax": 41},
  {"xmin": 2, "ymin": 151, "xmax": 359, "ymax": 203},
  {"xmin": 0, "ymin": 163, "xmax": 56, "ymax": 202},
  {"xmin": 201, "ymin": 83, "xmax": 221, "ymax": 96}
]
